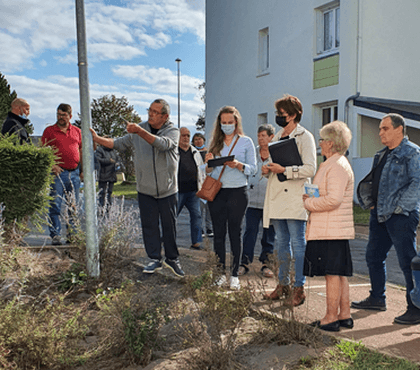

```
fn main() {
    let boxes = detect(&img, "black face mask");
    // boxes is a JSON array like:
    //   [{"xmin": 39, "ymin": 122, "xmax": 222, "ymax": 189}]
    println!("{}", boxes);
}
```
[{"xmin": 275, "ymin": 115, "xmax": 288, "ymax": 127}]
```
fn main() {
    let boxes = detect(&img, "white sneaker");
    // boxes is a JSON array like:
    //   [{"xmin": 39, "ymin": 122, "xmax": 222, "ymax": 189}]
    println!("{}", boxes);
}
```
[
  {"xmin": 230, "ymin": 276, "xmax": 240, "ymax": 290},
  {"xmin": 215, "ymin": 275, "xmax": 227, "ymax": 287}
]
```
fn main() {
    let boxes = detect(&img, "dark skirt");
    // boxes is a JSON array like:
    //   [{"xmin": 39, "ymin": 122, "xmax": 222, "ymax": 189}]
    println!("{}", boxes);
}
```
[{"xmin": 303, "ymin": 239, "xmax": 353, "ymax": 277}]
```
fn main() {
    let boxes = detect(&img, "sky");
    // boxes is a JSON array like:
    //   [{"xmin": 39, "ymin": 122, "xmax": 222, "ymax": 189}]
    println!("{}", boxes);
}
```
[{"xmin": 0, "ymin": 0, "xmax": 205, "ymax": 136}]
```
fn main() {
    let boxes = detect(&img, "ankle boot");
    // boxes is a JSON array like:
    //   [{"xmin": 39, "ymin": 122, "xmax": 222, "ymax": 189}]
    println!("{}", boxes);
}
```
[
  {"xmin": 291, "ymin": 286, "xmax": 306, "ymax": 306},
  {"xmin": 263, "ymin": 284, "xmax": 290, "ymax": 300}
]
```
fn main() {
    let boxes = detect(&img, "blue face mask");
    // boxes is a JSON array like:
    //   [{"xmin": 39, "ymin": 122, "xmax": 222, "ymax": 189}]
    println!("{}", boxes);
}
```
[
  {"xmin": 195, "ymin": 144, "xmax": 205, "ymax": 150},
  {"xmin": 221, "ymin": 124, "xmax": 235, "ymax": 135},
  {"xmin": 20, "ymin": 114, "xmax": 28, "ymax": 120}
]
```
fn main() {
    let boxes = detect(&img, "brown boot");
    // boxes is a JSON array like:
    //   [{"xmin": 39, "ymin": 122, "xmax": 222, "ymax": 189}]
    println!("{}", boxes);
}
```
[
  {"xmin": 291, "ymin": 286, "xmax": 306, "ymax": 306},
  {"xmin": 263, "ymin": 284, "xmax": 290, "ymax": 300}
]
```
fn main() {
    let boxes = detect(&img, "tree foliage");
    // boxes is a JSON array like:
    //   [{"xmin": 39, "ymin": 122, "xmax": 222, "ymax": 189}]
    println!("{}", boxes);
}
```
[
  {"xmin": 0, "ymin": 72, "xmax": 18, "ymax": 127},
  {"xmin": 195, "ymin": 82, "xmax": 205, "ymax": 131},
  {"xmin": 75, "ymin": 95, "xmax": 142, "ymax": 178}
]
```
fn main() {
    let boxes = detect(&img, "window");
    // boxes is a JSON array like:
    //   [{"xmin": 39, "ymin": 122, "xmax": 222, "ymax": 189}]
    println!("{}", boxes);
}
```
[
  {"xmin": 258, "ymin": 113, "xmax": 268, "ymax": 126},
  {"xmin": 258, "ymin": 28, "xmax": 269, "ymax": 74},
  {"xmin": 316, "ymin": 2, "xmax": 340, "ymax": 56},
  {"xmin": 322, "ymin": 105, "xmax": 338, "ymax": 126}
]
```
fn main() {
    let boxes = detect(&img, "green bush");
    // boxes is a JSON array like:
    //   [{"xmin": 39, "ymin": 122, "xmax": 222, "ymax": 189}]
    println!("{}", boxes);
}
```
[{"xmin": 0, "ymin": 135, "xmax": 55, "ymax": 227}]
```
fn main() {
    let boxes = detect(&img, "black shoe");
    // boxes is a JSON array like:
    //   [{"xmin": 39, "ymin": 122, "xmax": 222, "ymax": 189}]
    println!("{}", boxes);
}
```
[
  {"xmin": 206, "ymin": 229, "xmax": 214, "ymax": 238},
  {"xmin": 394, "ymin": 308, "xmax": 420, "ymax": 325},
  {"xmin": 164, "ymin": 258, "xmax": 185, "ymax": 277},
  {"xmin": 310, "ymin": 320, "xmax": 340, "ymax": 332},
  {"xmin": 339, "ymin": 318, "xmax": 354, "ymax": 329},
  {"xmin": 351, "ymin": 296, "xmax": 386, "ymax": 311},
  {"xmin": 190, "ymin": 244, "xmax": 203, "ymax": 250},
  {"xmin": 143, "ymin": 260, "xmax": 162, "ymax": 274}
]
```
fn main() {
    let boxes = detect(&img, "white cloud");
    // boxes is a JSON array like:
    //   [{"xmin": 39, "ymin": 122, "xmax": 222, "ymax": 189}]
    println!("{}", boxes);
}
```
[
  {"xmin": 112, "ymin": 65, "xmax": 202, "ymax": 94},
  {"xmin": 0, "ymin": 0, "xmax": 204, "ymax": 72},
  {"xmin": 7, "ymin": 73, "xmax": 204, "ymax": 135}
]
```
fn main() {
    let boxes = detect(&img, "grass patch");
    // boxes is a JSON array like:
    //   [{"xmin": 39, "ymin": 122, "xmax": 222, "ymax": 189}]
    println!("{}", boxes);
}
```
[
  {"xmin": 353, "ymin": 203, "xmax": 370, "ymax": 224},
  {"xmin": 295, "ymin": 339, "xmax": 419, "ymax": 369},
  {"xmin": 113, "ymin": 181, "xmax": 137, "ymax": 199}
]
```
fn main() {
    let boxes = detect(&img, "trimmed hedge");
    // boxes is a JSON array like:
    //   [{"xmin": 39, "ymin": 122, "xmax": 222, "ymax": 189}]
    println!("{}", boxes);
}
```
[{"xmin": 0, "ymin": 136, "xmax": 55, "ymax": 225}]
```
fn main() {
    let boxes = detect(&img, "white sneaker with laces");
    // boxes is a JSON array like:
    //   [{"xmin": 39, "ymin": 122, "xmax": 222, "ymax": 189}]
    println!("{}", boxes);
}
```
[
  {"xmin": 215, "ymin": 275, "xmax": 227, "ymax": 287},
  {"xmin": 230, "ymin": 276, "xmax": 240, "ymax": 290}
]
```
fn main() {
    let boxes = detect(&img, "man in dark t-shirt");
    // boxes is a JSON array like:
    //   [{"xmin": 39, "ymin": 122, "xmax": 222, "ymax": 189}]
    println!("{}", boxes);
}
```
[{"xmin": 177, "ymin": 127, "xmax": 204, "ymax": 250}]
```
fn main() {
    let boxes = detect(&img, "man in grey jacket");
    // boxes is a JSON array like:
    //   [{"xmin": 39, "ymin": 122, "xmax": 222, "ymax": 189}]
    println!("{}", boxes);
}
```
[{"xmin": 90, "ymin": 99, "xmax": 184, "ymax": 277}]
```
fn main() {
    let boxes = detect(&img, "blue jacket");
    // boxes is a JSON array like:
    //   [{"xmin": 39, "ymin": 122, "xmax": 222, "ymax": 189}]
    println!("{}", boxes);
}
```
[{"xmin": 357, "ymin": 137, "xmax": 420, "ymax": 222}]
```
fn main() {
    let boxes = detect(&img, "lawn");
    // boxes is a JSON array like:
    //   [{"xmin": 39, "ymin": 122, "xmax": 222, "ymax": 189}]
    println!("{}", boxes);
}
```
[{"xmin": 113, "ymin": 180, "xmax": 137, "ymax": 199}]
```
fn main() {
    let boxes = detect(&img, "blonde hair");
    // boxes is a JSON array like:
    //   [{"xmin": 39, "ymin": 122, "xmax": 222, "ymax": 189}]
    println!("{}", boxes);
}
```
[
  {"xmin": 208, "ymin": 106, "xmax": 244, "ymax": 156},
  {"xmin": 320, "ymin": 121, "xmax": 352, "ymax": 155}
]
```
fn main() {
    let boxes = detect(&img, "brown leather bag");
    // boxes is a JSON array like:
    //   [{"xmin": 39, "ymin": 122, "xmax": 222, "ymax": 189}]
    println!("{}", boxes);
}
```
[{"xmin": 196, "ymin": 136, "xmax": 239, "ymax": 202}]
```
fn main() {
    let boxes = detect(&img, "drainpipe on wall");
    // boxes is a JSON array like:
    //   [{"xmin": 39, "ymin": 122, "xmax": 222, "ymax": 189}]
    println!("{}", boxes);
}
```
[{"xmin": 344, "ymin": 92, "xmax": 360, "ymax": 125}]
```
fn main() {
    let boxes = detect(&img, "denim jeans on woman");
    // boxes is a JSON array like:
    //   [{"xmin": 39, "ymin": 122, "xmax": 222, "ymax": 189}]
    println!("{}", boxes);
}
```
[{"xmin": 271, "ymin": 219, "xmax": 306, "ymax": 287}]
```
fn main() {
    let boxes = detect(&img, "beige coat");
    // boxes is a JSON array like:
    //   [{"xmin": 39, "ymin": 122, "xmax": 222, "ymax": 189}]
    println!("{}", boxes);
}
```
[
  {"xmin": 263, "ymin": 124, "xmax": 317, "ymax": 228},
  {"xmin": 304, "ymin": 153, "xmax": 355, "ymax": 240}
]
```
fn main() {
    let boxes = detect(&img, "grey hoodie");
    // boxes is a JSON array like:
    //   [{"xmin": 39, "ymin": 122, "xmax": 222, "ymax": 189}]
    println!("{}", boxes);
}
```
[{"xmin": 113, "ymin": 120, "xmax": 180, "ymax": 199}]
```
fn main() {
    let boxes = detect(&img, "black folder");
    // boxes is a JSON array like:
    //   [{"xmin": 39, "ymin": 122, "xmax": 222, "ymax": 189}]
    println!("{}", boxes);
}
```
[
  {"xmin": 207, "ymin": 155, "xmax": 235, "ymax": 168},
  {"xmin": 268, "ymin": 138, "xmax": 303, "ymax": 182}
]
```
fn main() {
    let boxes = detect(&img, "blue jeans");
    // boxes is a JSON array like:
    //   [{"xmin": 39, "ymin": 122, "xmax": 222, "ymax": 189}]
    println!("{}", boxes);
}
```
[
  {"xmin": 272, "ymin": 219, "xmax": 306, "ymax": 287},
  {"xmin": 177, "ymin": 191, "xmax": 203, "ymax": 245},
  {"xmin": 366, "ymin": 208, "xmax": 419, "ymax": 308},
  {"xmin": 49, "ymin": 168, "xmax": 81, "ymax": 238},
  {"xmin": 242, "ymin": 207, "xmax": 275, "ymax": 265}
]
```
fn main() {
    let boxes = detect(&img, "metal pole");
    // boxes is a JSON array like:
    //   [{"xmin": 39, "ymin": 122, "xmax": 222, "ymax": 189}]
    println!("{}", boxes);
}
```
[
  {"xmin": 175, "ymin": 58, "xmax": 181, "ymax": 128},
  {"xmin": 75, "ymin": 0, "xmax": 100, "ymax": 277}
]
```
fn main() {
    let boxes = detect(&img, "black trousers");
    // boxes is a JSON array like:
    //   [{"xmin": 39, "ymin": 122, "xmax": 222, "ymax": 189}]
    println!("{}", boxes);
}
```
[
  {"xmin": 208, "ymin": 187, "xmax": 248, "ymax": 277},
  {"xmin": 137, "ymin": 192, "xmax": 179, "ymax": 261}
]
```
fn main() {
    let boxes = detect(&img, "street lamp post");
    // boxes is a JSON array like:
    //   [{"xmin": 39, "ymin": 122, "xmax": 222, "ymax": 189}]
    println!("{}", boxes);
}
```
[{"xmin": 175, "ymin": 58, "xmax": 181, "ymax": 128}]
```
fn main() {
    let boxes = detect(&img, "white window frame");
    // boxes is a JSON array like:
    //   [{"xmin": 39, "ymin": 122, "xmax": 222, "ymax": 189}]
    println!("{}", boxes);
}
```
[
  {"xmin": 258, "ymin": 113, "xmax": 268, "ymax": 126},
  {"xmin": 258, "ymin": 27, "xmax": 269, "ymax": 75},
  {"xmin": 316, "ymin": 2, "xmax": 340, "ymax": 58}
]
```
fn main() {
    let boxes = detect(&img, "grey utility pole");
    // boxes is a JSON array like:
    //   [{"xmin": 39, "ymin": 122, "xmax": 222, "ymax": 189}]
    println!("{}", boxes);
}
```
[
  {"xmin": 175, "ymin": 58, "xmax": 181, "ymax": 128},
  {"xmin": 75, "ymin": 0, "xmax": 100, "ymax": 277}
]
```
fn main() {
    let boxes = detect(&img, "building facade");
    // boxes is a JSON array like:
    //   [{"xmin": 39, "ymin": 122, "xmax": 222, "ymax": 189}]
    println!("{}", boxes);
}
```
[{"xmin": 206, "ymin": 0, "xmax": 420, "ymax": 192}]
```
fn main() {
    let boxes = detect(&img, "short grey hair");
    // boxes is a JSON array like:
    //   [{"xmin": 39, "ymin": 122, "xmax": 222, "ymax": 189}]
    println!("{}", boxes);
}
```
[
  {"xmin": 153, "ymin": 98, "xmax": 170, "ymax": 116},
  {"xmin": 320, "ymin": 120, "xmax": 352, "ymax": 155},
  {"xmin": 383, "ymin": 113, "xmax": 406, "ymax": 136},
  {"xmin": 258, "ymin": 124, "xmax": 275, "ymax": 136}
]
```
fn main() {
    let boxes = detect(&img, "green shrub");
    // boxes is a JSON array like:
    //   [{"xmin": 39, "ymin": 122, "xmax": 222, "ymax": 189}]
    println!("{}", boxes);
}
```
[{"xmin": 0, "ymin": 136, "xmax": 55, "ymax": 228}]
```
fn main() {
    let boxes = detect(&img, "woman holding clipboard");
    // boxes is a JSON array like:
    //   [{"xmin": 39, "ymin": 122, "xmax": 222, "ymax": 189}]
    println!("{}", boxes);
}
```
[
  {"xmin": 262, "ymin": 94, "xmax": 316, "ymax": 306},
  {"xmin": 205, "ymin": 106, "xmax": 257, "ymax": 290}
]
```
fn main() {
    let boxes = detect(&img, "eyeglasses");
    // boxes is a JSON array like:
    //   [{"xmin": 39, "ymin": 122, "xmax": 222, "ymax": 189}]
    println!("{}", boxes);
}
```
[
  {"xmin": 319, "ymin": 138, "xmax": 329, "ymax": 143},
  {"xmin": 147, "ymin": 108, "xmax": 164, "ymax": 116}
]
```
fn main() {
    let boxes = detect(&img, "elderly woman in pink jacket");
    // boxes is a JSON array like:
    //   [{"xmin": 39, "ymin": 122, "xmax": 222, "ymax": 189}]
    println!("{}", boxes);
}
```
[{"xmin": 302, "ymin": 121, "xmax": 355, "ymax": 332}]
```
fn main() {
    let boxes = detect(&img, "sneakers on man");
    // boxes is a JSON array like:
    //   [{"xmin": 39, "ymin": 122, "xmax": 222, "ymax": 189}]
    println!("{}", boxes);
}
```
[
  {"xmin": 215, "ymin": 274, "xmax": 227, "ymax": 287},
  {"xmin": 143, "ymin": 259, "xmax": 163, "ymax": 274},
  {"xmin": 394, "ymin": 308, "xmax": 420, "ymax": 325},
  {"xmin": 351, "ymin": 295, "xmax": 387, "ymax": 311},
  {"xmin": 238, "ymin": 265, "xmax": 249, "ymax": 276},
  {"xmin": 206, "ymin": 229, "xmax": 214, "ymax": 238},
  {"xmin": 52, "ymin": 235, "xmax": 62, "ymax": 246},
  {"xmin": 230, "ymin": 276, "xmax": 240, "ymax": 290},
  {"xmin": 163, "ymin": 258, "xmax": 185, "ymax": 277}
]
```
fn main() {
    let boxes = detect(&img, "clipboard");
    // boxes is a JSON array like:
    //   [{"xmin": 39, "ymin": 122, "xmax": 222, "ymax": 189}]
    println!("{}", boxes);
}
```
[
  {"xmin": 268, "ymin": 138, "xmax": 303, "ymax": 182},
  {"xmin": 207, "ymin": 155, "xmax": 235, "ymax": 168}
]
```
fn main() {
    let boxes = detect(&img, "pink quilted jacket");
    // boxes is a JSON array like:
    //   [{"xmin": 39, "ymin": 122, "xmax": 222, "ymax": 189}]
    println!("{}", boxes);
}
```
[{"xmin": 304, "ymin": 153, "xmax": 355, "ymax": 240}]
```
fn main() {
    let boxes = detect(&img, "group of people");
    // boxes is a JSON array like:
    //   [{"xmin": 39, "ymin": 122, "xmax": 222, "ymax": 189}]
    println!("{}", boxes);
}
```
[{"xmin": 3, "ymin": 94, "xmax": 420, "ymax": 328}]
